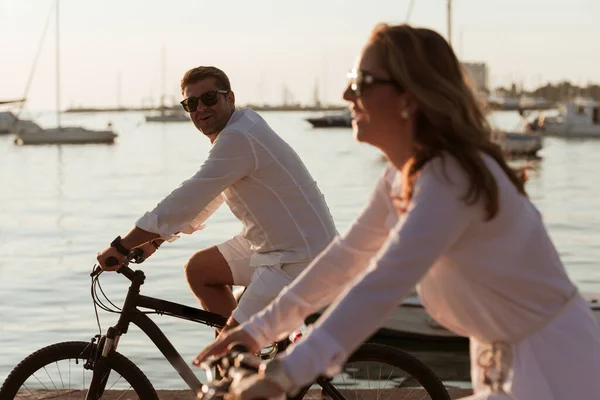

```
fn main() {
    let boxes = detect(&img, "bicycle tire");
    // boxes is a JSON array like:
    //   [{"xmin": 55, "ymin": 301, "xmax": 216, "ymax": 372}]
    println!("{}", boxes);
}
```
[
  {"xmin": 294, "ymin": 342, "xmax": 451, "ymax": 400},
  {"xmin": 0, "ymin": 341, "xmax": 159, "ymax": 400}
]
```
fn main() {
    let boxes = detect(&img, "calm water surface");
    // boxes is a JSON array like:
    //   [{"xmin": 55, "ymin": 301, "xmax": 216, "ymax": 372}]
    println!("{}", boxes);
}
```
[{"xmin": 1, "ymin": 110, "xmax": 599, "ymax": 388}]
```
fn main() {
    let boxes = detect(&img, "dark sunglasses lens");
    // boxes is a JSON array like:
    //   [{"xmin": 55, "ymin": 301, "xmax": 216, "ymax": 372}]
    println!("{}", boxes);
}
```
[
  {"xmin": 182, "ymin": 97, "xmax": 198, "ymax": 113},
  {"xmin": 200, "ymin": 91, "xmax": 219, "ymax": 107}
]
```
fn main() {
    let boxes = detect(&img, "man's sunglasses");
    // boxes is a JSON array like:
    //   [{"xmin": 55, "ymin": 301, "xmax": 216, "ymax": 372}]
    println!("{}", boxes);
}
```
[
  {"xmin": 346, "ymin": 69, "xmax": 403, "ymax": 97},
  {"xmin": 180, "ymin": 90, "xmax": 229, "ymax": 113}
]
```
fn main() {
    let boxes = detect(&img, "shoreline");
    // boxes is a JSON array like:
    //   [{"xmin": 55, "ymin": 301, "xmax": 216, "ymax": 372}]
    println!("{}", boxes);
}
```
[
  {"xmin": 17, "ymin": 388, "xmax": 474, "ymax": 399},
  {"xmin": 151, "ymin": 388, "xmax": 475, "ymax": 399}
]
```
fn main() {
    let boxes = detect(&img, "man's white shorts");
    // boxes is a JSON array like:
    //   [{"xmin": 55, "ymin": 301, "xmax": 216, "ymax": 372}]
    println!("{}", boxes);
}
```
[{"xmin": 216, "ymin": 235, "xmax": 309, "ymax": 323}]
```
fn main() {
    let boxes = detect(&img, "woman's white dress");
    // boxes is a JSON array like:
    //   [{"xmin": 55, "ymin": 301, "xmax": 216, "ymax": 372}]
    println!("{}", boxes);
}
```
[{"xmin": 242, "ymin": 155, "xmax": 600, "ymax": 399}]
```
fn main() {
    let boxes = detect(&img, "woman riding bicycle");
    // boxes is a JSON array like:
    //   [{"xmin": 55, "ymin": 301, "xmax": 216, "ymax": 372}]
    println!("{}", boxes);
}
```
[{"xmin": 196, "ymin": 24, "xmax": 600, "ymax": 400}]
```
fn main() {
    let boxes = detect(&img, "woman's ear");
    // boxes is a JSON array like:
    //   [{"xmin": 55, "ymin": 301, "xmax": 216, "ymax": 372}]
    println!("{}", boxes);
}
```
[{"xmin": 396, "ymin": 93, "xmax": 418, "ymax": 119}]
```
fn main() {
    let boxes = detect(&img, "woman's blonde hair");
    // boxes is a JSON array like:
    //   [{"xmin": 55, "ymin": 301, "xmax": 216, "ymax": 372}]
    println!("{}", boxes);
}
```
[{"xmin": 369, "ymin": 24, "xmax": 526, "ymax": 220}]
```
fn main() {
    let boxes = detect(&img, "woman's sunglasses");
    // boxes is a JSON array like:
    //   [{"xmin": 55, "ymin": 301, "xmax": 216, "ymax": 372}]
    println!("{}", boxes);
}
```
[
  {"xmin": 346, "ymin": 69, "xmax": 403, "ymax": 97},
  {"xmin": 180, "ymin": 90, "xmax": 229, "ymax": 113}
]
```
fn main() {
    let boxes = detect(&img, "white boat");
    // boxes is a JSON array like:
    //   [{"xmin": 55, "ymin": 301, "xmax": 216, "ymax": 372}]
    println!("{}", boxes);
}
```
[
  {"xmin": 306, "ymin": 291, "xmax": 600, "ymax": 343},
  {"xmin": 145, "ymin": 108, "xmax": 189, "ymax": 123},
  {"xmin": 541, "ymin": 97, "xmax": 600, "ymax": 138},
  {"xmin": 14, "ymin": 121, "xmax": 116, "ymax": 145},
  {"xmin": 488, "ymin": 111, "xmax": 543, "ymax": 157},
  {"xmin": 14, "ymin": 0, "xmax": 117, "ymax": 145},
  {"xmin": 375, "ymin": 292, "xmax": 600, "ymax": 342},
  {"xmin": 519, "ymin": 95, "xmax": 551, "ymax": 110},
  {"xmin": 0, "ymin": 99, "xmax": 26, "ymax": 134},
  {"xmin": 0, "ymin": 111, "xmax": 18, "ymax": 134},
  {"xmin": 145, "ymin": 47, "xmax": 188, "ymax": 123},
  {"xmin": 306, "ymin": 110, "xmax": 352, "ymax": 128},
  {"xmin": 488, "ymin": 93, "xmax": 521, "ymax": 110},
  {"xmin": 492, "ymin": 130, "xmax": 542, "ymax": 156}
]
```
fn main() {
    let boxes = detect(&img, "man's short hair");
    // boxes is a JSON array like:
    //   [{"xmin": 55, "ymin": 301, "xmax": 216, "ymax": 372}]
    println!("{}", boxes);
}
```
[{"xmin": 180, "ymin": 66, "xmax": 231, "ymax": 93}]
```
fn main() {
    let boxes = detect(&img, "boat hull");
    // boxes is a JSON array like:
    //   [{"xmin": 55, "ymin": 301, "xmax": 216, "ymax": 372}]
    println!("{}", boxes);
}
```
[
  {"xmin": 306, "ymin": 117, "xmax": 351, "ymax": 128},
  {"xmin": 377, "ymin": 292, "xmax": 600, "ymax": 342},
  {"xmin": 309, "ymin": 292, "xmax": 600, "ymax": 344},
  {"xmin": 15, "ymin": 127, "xmax": 117, "ymax": 145},
  {"xmin": 496, "ymin": 131, "xmax": 543, "ymax": 156},
  {"xmin": 145, "ymin": 114, "xmax": 189, "ymax": 123},
  {"xmin": 542, "ymin": 124, "xmax": 600, "ymax": 139}
]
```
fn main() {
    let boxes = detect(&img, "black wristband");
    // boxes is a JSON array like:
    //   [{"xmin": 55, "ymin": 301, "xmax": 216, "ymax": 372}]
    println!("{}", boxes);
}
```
[
  {"xmin": 110, "ymin": 236, "xmax": 130, "ymax": 256},
  {"xmin": 150, "ymin": 240, "xmax": 161, "ymax": 250}
]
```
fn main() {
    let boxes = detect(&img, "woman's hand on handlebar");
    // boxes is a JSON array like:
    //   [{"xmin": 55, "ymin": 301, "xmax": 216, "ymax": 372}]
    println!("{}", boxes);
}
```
[
  {"xmin": 194, "ymin": 327, "xmax": 260, "ymax": 367},
  {"xmin": 96, "ymin": 246, "xmax": 125, "ymax": 271},
  {"xmin": 227, "ymin": 373, "xmax": 284, "ymax": 400}
]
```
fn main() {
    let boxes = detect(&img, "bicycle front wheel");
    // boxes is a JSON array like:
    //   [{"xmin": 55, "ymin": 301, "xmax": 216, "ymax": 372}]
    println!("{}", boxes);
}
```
[
  {"xmin": 0, "ymin": 341, "xmax": 159, "ymax": 400},
  {"xmin": 296, "ymin": 343, "xmax": 451, "ymax": 400}
]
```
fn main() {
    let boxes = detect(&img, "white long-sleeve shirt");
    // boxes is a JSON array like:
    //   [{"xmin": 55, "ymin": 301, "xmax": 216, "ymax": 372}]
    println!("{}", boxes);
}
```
[
  {"xmin": 241, "ymin": 153, "xmax": 598, "ymax": 396},
  {"xmin": 136, "ymin": 108, "xmax": 337, "ymax": 265}
]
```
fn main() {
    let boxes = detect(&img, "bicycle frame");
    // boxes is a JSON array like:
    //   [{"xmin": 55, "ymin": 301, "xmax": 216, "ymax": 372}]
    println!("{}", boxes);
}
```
[
  {"xmin": 86, "ymin": 264, "xmax": 345, "ymax": 400},
  {"xmin": 87, "ymin": 266, "xmax": 227, "ymax": 398}
]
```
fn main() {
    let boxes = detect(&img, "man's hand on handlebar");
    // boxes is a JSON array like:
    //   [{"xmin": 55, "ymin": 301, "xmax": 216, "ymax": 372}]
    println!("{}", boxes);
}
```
[
  {"xmin": 97, "ymin": 239, "xmax": 159, "ymax": 271},
  {"xmin": 133, "ymin": 241, "xmax": 159, "ymax": 262},
  {"xmin": 96, "ymin": 246, "xmax": 126, "ymax": 271}
]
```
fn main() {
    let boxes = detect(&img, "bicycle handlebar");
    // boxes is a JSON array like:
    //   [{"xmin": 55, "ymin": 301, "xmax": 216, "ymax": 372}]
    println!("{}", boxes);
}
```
[
  {"xmin": 90, "ymin": 248, "xmax": 144, "ymax": 279},
  {"xmin": 197, "ymin": 342, "xmax": 264, "ymax": 400}
]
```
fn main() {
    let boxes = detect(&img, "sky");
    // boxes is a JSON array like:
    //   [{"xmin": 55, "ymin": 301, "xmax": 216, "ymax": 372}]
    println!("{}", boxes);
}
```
[{"xmin": 1, "ymin": 0, "xmax": 599, "ymax": 110}]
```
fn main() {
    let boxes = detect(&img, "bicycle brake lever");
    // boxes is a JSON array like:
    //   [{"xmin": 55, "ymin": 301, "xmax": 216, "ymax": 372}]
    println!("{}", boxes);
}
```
[
  {"xmin": 130, "ymin": 247, "xmax": 145, "ymax": 264},
  {"xmin": 91, "ymin": 265, "xmax": 103, "ymax": 277}
]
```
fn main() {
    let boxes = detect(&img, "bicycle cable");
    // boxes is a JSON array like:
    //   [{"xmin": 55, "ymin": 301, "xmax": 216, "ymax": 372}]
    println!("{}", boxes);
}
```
[{"xmin": 89, "ymin": 262, "xmax": 163, "ymax": 336}]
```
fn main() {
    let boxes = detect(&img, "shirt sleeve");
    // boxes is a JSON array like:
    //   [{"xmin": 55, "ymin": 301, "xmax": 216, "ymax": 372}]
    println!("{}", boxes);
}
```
[
  {"xmin": 178, "ymin": 194, "xmax": 225, "ymax": 234},
  {"xmin": 279, "ymin": 156, "xmax": 480, "ymax": 389},
  {"xmin": 135, "ymin": 130, "xmax": 256, "ymax": 240},
  {"xmin": 242, "ymin": 168, "xmax": 395, "ymax": 348}
]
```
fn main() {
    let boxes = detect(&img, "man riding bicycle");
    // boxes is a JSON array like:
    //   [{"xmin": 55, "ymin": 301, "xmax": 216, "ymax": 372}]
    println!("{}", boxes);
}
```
[{"xmin": 96, "ymin": 66, "xmax": 337, "ymax": 333}]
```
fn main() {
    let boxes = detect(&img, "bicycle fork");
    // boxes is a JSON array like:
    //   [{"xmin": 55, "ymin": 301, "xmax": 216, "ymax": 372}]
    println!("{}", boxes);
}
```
[{"xmin": 84, "ymin": 326, "xmax": 121, "ymax": 400}]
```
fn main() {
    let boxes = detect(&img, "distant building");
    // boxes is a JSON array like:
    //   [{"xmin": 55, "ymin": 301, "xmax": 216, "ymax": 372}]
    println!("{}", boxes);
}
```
[{"xmin": 462, "ymin": 62, "xmax": 489, "ymax": 92}]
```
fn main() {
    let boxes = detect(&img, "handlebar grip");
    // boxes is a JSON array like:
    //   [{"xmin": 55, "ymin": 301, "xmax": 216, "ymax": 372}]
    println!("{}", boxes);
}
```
[
  {"xmin": 105, "ymin": 256, "xmax": 119, "ymax": 267},
  {"xmin": 228, "ymin": 342, "xmax": 250, "ymax": 357},
  {"xmin": 131, "ymin": 247, "xmax": 145, "ymax": 263}
]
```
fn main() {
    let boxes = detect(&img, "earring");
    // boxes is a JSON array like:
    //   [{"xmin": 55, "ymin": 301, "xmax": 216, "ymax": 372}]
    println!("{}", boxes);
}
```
[{"xmin": 401, "ymin": 110, "xmax": 409, "ymax": 120}]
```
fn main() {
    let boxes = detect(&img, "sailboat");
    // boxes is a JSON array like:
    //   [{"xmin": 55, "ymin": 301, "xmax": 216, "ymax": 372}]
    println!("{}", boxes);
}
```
[
  {"xmin": 145, "ymin": 101, "xmax": 189, "ymax": 123},
  {"xmin": 0, "ymin": 99, "xmax": 24, "ymax": 134},
  {"xmin": 447, "ymin": 0, "xmax": 542, "ymax": 157},
  {"xmin": 145, "ymin": 47, "xmax": 189, "ymax": 123},
  {"xmin": 14, "ymin": 0, "xmax": 117, "ymax": 145}
]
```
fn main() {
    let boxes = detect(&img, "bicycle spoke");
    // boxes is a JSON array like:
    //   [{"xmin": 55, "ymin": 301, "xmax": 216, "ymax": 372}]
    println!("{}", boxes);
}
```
[
  {"xmin": 45, "ymin": 366, "xmax": 60, "ymax": 393},
  {"xmin": 114, "ymin": 385, "xmax": 135, "ymax": 400},
  {"xmin": 55, "ymin": 360, "xmax": 65, "ymax": 391},
  {"xmin": 32, "ymin": 372, "xmax": 51, "ymax": 392},
  {"xmin": 14, "ymin": 363, "xmax": 140, "ymax": 399},
  {"xmin": 381, "ymin": 365, "xmax": 396, "ymax": 399},
  {"xmin": 324, "ymin": 357, "xmax": 440, "ymax": 400},
  {"xmin": 376, "ymin": 364, "xmax": 382, "ymax": 400},
  {"xmin": 350, "ymin": 369, "xmax": 356, "ymax": 399},
  {"xmin": 16, "ymin": 384, "xmax": 37, "ymax": 400},
  {"xmin": 107, "ymin": 374, "xmax": 131, "ymax": 392}
]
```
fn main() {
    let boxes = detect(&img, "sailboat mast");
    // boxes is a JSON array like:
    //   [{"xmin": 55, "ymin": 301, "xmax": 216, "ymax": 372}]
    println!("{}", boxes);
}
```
[
  {"xmin": 56, "ymin": 0, "xmax": 61, "ymax": 129},
  {"xmin": 446, "ymin": 0, "xmax": 452, "ymax": 45},
  {"xmin": 161, "ymin": 45, "xmax": 166, "ymax": 114}
]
